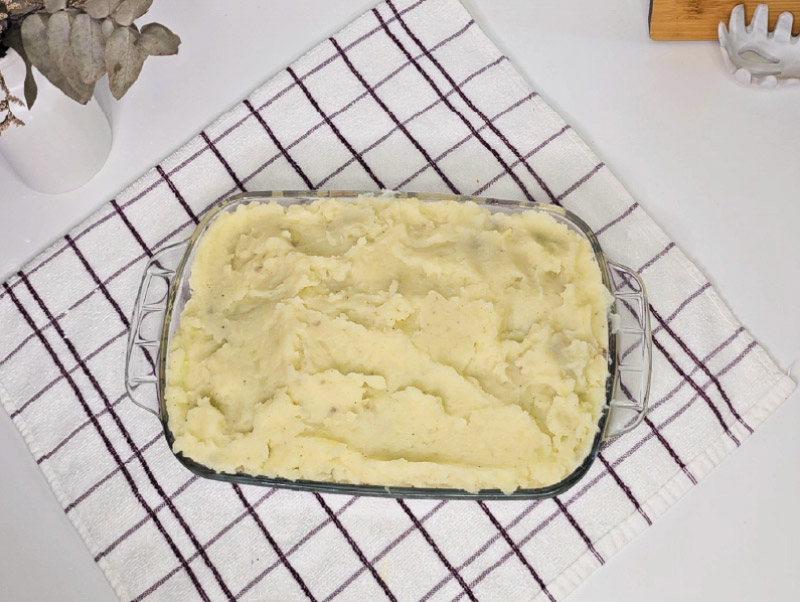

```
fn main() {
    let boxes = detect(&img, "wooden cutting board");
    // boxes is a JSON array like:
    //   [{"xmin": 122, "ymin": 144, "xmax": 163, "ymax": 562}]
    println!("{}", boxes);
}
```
[{"xmin": 649, "ymin": 1, "xmax": 800, "ymax": 40}]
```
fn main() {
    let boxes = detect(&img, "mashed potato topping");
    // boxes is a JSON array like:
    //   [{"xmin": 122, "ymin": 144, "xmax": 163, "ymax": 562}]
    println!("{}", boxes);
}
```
[{"xmin": 165, "ymin": 198, "xmax": 612, "ymax": 493}]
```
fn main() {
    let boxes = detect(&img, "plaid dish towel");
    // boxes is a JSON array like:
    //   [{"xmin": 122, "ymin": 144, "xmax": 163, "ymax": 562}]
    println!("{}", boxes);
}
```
[{"xmin": 0, "ymin": 0, "xmax": 795, "ymax": 600}]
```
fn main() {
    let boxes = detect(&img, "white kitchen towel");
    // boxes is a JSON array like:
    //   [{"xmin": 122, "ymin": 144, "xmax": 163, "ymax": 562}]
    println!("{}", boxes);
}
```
[{"xmin": 0, "ymin": 1, "xmax": 795, "ymax": 601}]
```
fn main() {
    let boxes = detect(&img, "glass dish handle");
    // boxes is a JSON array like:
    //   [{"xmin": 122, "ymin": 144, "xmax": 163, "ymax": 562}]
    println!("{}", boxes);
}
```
[
  {"xmin": 603, "ymin": 259, "xmax": 653, "ymax": 441},
  {"xmin": 124, "ymin": 241, "xmax": 189, "ymax": 417}
]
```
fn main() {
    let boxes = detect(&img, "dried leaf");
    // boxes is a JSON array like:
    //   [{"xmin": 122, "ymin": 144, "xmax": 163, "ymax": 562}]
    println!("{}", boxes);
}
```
[
  {"xmin": 70, "ymin": 13, "xmax": 106, "ymax": 84},
  {"xmin": 112, "ymin": 0, "xmax": 152, "ymax": 26},
  {"xmin": 3, "ymin": 27, "xmax": 37, "ymax": 108},
  {"xmin": 134, "ymin": 0, "xmax": 155, "ymax": 17},
  {"xmin": 105, "ymin": 25, "xmax": 145, "ymax": 99},
  {"xmin": 101, "ymin": 17, "xmax": 115, "ymax": 40},
  {"xmin": 23, "ymin": 61, "xmax": 37, "ymax": 108},
  {"xmin": 46, "ymin": 11, "xmax": 93, "ymax": 103},
  {"xmin": 22, "ymin": 13, "xmax": 86, "ymax": 103},
  {"xmin": 21, "ymin": 14, "xmax": 51, "ymax": 66},
  {"xmin": 84, "ymin": 0, "xmax": 122, "ymax": 20},
  {"xmin": 138, "ymin": 22, "xmax": 180, "ymax": 56},
  {"xmin": 47, "ymin": 12, "xmax": 74, "ymax": 75},
  {"xmin": 44, "ymin": 0, "xmax": 67, "ymax": 12}
]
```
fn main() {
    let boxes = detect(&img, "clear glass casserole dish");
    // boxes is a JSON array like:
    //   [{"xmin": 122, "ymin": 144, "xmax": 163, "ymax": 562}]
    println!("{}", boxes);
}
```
[{"xmin": 125, "ymin": 190, "xmax": 652, "ymax": 500}]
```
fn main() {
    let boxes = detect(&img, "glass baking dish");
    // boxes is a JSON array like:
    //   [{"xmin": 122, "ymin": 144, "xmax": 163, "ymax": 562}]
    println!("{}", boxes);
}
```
[{"xmin": 125, "ymin": 190, "xmax": 652, "ymax": 500}]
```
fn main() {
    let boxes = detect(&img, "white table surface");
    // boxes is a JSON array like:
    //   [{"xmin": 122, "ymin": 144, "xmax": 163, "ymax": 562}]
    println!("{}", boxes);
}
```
[{"xmin": 1, "ymin": 1, "xmax": 798, "ymax": 601}]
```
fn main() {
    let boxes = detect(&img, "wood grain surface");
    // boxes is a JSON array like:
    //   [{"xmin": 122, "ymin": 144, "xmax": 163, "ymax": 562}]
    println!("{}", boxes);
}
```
[{"xmin": 649, "ymin": 1, "xmax": 800, "ymax": 40}]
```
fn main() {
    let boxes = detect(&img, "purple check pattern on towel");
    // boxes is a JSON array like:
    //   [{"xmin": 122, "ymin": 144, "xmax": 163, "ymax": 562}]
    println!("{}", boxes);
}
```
[{"xmin": 0, "ymin": 1, "xmax": 794, "ymax": 601}]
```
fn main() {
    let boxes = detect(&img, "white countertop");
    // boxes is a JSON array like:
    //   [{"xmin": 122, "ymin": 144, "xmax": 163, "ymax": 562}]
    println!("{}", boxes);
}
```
[{"xmin": 1, "ymin": 1, "xmax": 798, "ymax": 601}]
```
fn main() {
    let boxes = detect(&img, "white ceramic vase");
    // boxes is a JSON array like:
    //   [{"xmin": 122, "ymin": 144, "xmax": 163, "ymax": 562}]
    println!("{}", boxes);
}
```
[{"xmin": 0, "ymin": 48, "xmax": 112, "ymax": 194}]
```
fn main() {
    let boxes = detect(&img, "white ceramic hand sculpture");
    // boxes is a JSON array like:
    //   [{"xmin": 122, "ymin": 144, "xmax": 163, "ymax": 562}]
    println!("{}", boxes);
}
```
[{"xmin": 718, "ymin": 4, "xmax": 800, "ymax": 87}]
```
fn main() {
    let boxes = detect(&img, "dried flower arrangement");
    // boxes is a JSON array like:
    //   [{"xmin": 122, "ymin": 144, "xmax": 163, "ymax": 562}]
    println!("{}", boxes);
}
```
[{"xmin": 0, "ymin": 0, "xmax": 180, "ymax": 135}]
